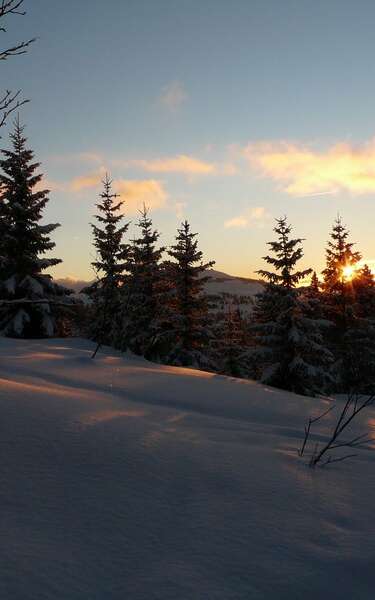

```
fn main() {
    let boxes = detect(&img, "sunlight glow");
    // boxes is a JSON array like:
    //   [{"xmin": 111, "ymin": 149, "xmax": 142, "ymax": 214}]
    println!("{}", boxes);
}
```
[{"xmin": 342, "ymin": 264, "xmax": 357, "ymax": 282}]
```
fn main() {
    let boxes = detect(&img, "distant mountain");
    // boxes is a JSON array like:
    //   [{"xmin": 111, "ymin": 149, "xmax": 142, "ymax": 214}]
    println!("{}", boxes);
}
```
[
  {"xmin": 56, "ymin": 269, "xmax": 264, "ymax": 299},
  {"xmin": 56, "ymin": 277, "xmax": 95, "ymax": 293},
  {"xmin": 203, "ymin": 269, "xmax": 263, "ymax": 298}
]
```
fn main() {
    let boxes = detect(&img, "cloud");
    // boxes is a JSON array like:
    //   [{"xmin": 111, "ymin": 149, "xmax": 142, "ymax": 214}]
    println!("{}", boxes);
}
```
[
  {"xmin": 34, "ymin": 178, "xmax": 66, "ymax": 193},
  {"xmin": 113, "ymin": 179, "xmax": 167, "ymax": 214},
  {"xmin": 224, "ymin": 216, "xmax": 248, "ymax": 229},
  {"xmin": 117, "ymin": 155, "xmax": 239, "ymax": 177},
  {"xmin": 159, "ymin": 81, "xmax": 187, "ymax": 111},
  {"xmin": 42, "ymin": 169, "xmax": 168, "ymax": 216},
  {"xmin": 221, "ymin": 163, "xmax": 239, "ymax": 176},
  {"xmin": 244, "ymin": 139, "xmax": 375, "ymax": 196},
  {"xmin": 48, "ymin": 150, "xmax": 238, "ymax": 182},
  {"xmin": 129, "ymin": 155, "xmax": 216, "ymax": 175},
  {"xmin": 70, "ymin": 168, "xmax": 105, "ymax": 192},
  {"xmin": 224, "ymin": 206, "xmax": 270, "ymax": 229}
]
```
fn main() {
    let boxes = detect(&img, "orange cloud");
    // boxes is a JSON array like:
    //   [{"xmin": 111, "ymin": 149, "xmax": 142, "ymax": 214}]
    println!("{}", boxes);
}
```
[
  {"xmin": 113, "ymin": 179, "xmax": 167, "ymax": 214},
  {"xmin": 70, "ymin": 168, "xmax": 105, "ymax": 192},
  {"xmin": 224, "ymin": 206, "xmax": 270, "ymax": 229},
  {"xmin": 245, "ymin": 139, "xmax": 375, "ymax": 196},
  {"xmin": 130, "ymin": 155, "xmax": 216, "ymax": 175},
  {"xmin": 224, "ymin": 216, "xmax": 248, "ymax": 229},
  {"xmin": 34, "ymin": 178, "xmax": 65, "ymax": 193}
]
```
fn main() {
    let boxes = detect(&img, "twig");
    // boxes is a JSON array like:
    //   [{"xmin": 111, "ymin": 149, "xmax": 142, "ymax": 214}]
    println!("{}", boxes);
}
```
[
  {"xmin": 301, "ymin": 393, "xmax": 375, "ymax": 468},
  {"xmin": 298, "ymin": 404, "xmax": 335, "ymax": 457}
]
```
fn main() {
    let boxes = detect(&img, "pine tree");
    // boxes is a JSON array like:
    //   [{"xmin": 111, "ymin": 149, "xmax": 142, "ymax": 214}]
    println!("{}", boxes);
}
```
[
  {"xmin": 310, "ymin": 271, "xmax": 320, "ymax": 295},
  {"xmin": 216, "ymin": 302, "xmax": 247, "ymax": 377},
  {"xmin": 252, "ymin": 217, "xmax": 333, "ymax": 395},
  {"xmin": 345, "ymin": 264, "xmax": 375, "ymax": 391},
  {"xmin": 322, "ymin": 216, "xmax": 361, "ymax": 301},
  {"xmin": 120, "ymin": 206, "xmax": 166, "ymax": 358},
  {"xmin": 0, "ymin": 118, "xmax": 73, "ymax": 337},
  {"xmin": 90, "ymin": 173, "xmax": 129, "ymax": 348},
  {"xmin": 164, "ymin": 220, "xmax": 215, "ymax": 367},
  {"xmin": 353, "ymin": 264, "xmax": 375, "ymax": 312},
  {"xmin": 258, "ymin": 217, "xmax": 312, "ymax": 289},
  {"xmin": 322, "ymin": 217, "xmax": 362, "ymax": 389},
  {"xmin": 304, "ymin": 271, "xmax": 326, "ymax": 319}
]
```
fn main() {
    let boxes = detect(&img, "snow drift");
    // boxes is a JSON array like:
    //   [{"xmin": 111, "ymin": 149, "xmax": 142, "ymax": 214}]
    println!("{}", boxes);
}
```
[{"xmin": 0, "ymin": 337, "xmax": 374, "ymax": 599}]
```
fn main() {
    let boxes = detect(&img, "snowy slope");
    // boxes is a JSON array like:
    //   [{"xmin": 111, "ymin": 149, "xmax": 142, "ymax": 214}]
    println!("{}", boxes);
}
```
[
  {"xmin": 0, "ymin": 338, "xmax": 375, "ymax": 599},
  {"xmin": 203, "ymin": 269, "xmax": 263, "ymax": 298},
  {"xmin": 56, "ymin": 269, "xmax": 264, "ymax": 298}
]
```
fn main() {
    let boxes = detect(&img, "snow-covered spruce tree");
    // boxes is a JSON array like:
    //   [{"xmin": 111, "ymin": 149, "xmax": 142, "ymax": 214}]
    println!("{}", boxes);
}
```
[
  {"xmin": 119, "ymin": 205, "xmax": 166, "ymax": 358},
  {"xmin": 322, "ymin": 216, "xmax": 361, "ymax": 305},
  {"xmin": 344, "ymin": 264, "xmax": 375, "ymax": 392},
  {"xmin": 214, "ymin": 301, "xmax": 247, "ymax": 377},
  {"xmin": 303, "ymin": 271, "xmax": 327, "ymax": 320},
  {"xmin": 90, "ymin": 173, "xmax": 129, "ymax": 348},
  {"xmin": 309, "ymin": 271, "xmax": 320, "ymax": 296},
  {"xmin": 164, "ymin": 220, "xmax": 215, "ymax": 367},
  {"xmin": 252, "ymin": 217, "xmax": 333, "ymax": 395},
  {"xmin": 321, "ymin": 217, "xmax": 362, "ymax": 389},
  {"xmin": 0, "ymin": 118, "xmax": 73, "ymax": 337}
]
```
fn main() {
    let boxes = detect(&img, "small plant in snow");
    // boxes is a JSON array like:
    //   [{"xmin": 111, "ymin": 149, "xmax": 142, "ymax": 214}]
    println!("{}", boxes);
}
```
[{"xmin": 299, "ymin": 393, "xmax": 375, "ymax": 467}]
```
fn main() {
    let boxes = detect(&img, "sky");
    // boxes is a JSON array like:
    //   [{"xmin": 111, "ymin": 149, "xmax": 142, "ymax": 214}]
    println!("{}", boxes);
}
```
[{"xmin": 3, "ymin": 0, "xmax": 375, "ymax": 281}]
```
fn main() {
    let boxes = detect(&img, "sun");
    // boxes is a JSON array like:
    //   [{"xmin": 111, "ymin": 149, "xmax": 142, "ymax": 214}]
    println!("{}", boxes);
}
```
[{"xmin": 342, "ymin": 264, "xmax": 356, "ymax": 282}]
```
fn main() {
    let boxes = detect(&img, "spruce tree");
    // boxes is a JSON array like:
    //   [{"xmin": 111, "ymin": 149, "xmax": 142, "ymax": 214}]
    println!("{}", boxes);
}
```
[
  {"xmin": 253, "ymin": 217, "xmax": 333, "ymax": 395},
  {"xmin": 322, "ymin": 216, "xmax": 361, "ymax": 298},
  {"xmin": 216, "ymin": 302, "xmax": 246, "ymax": 377},
  {"xmin": 0, "ymin": 118, "xmax": 73, "ymax": 337},
  {"xmin": 304, "ymin": 271, "xmax": 326, "ymax": 319},
  {"xmin": 164, "ymin": 220, "xmax": 214, "ymax": 367},
  {"xmin": 322, "ymin": 217, "xmax": 362, "ymax": 389},
  {"xmin": 309, "ymin": 271, "xmax": 320, "ymax": 295},
  {"xmin": 120, "ymin": 206, "xmax": 165, "ymax": 358},
  {"xmin": 90, "ymin": 173, "xmax": 129, "ymax": 348},
  {"xmin": 345, "ymin": 264, "xmax": 375, "ymax": 391}
]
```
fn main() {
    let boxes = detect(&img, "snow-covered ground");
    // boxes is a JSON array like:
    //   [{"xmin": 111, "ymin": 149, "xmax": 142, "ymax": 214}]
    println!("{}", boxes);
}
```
[
  {"xmin": 204, "ymin": 269, "xmax": 263, "ymax": 298},
  {"xmin": 1, "ymin": 337, "xmax": 375, "ymax": 599}
]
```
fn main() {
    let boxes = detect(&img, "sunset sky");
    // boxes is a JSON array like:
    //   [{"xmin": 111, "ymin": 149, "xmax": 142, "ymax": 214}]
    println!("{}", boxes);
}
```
[{"xmin": 4, "ymin": 0, "xmax": 375, "ymax": 280}]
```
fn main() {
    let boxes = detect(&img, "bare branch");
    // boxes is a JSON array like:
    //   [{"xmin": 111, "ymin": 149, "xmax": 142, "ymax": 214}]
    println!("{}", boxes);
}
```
[
  {"xmin": 0, "ymin": 0, "xmax": 34, "ymax": 131},
  {"xmin": 0, "ymin": 38, "xmax": 35, "ymax": 60},
  {"xmin": 310, "ymin": 394, "xmax": 375, "ymax": 467},
  {"xmin": 0, "ymin": 298, "xmax": 76, "ymax": 307},
  {"xmin": 298, "ymin": 404, "xmax": 335, "ymax": 457},
  {"xmin": 0, "ymin": 1, "xmax": 26, "ymax": 18},
  {"xmin": 300, "ymin": 393, "xmax": 375, "ymax": 468},
  {"xmin": 321, "ymin": 454, "xmax": 358, "ymax": 467},
  {"xmin": 0, "ymin": 89, "xmax": 28, "ymax": 128}
]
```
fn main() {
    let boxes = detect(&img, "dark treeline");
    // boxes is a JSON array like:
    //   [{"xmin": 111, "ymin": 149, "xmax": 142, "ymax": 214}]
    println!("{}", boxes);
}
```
[{"xmin": 1, "ymin": 120, "xmax": 374, "ymax": 396}]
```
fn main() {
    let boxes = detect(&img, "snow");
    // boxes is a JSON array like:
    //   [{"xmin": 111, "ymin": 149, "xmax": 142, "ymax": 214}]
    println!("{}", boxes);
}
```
[
  {"xmin": 11, "ymin": 308, "xmax": 30, "ymax": 334},
  {"xmin": 204, "ymin": 268, "xmax": 263, "ymax": 298},
  {"xmin": 56, "ymin": 269, "xmax": 264, "ymax": 299},
  {"xmin": 1, "ymin": 337, "xmax": 375, "ymax": 599}
]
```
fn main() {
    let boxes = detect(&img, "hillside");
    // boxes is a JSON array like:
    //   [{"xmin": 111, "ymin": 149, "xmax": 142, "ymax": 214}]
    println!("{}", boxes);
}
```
[
  {"xmin": 56, "ymin": 269, "xmax": 264, "ymax": 298},
  {"xmin": 0, "ymin": 337, "xmax": 374, "ymax": 599},
  {"xmin": 204, "ymin": 269, "xmax": 263, "ymax": 299}
]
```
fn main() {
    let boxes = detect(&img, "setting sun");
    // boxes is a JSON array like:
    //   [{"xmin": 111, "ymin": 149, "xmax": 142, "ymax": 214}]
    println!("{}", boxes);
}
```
[{"xmin": 342, "ymin": 264, "xmax": 357, "ymax": 281}]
